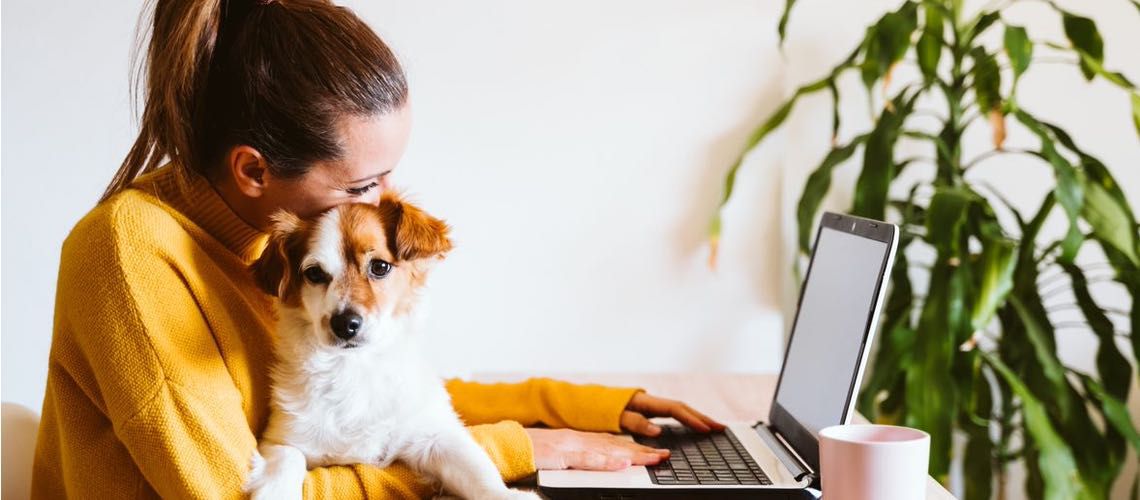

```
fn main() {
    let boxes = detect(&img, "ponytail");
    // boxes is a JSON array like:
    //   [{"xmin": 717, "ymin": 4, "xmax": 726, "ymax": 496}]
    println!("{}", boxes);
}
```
[{"xmin": 102, "ymin": 0, "xmax": 408, "ymax": 203}]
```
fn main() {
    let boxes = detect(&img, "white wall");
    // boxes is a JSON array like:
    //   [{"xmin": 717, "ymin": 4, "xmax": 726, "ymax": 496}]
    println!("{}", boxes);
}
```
[
  {"xmin": 3, "ymin": 1, "xmax": 1138, "ymax": 497},
  {"xmin": 2, "ymin": 0, "xmax": 804, "ymax": 411}
]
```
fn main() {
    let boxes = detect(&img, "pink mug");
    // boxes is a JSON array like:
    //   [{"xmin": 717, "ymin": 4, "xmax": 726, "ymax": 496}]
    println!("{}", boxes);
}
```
[{"xmin": 819, "ymin": 424, "xmax": 930, "ymax": 500}]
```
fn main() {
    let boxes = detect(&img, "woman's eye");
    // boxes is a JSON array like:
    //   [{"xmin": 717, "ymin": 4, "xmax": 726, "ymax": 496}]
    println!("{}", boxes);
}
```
[
  {"xmin": 346, "ymin": 182, "xmax": 379, "ymax": 196},
  {"xmin": 303, "ymin": 266, "xmax": 331, "ymax": 285},
  {"xmin": 369, "ymin": 259, "xmax": 392, "ymax": 279}
]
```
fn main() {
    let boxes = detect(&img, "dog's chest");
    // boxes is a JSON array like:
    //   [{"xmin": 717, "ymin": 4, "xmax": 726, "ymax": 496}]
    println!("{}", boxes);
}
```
[
  {"xmin": 292, "ymin": 407, "xmax": 408, "ymax": 467},
  {"xmin": 271, "ymin": 358, "xmax": 447, "ymax": 467}
]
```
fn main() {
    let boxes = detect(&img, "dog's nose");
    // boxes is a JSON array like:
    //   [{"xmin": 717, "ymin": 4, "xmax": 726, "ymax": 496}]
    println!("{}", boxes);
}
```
[{"xmin": 330, "ymin": 311, "xmax": 363, "ymax": 340}]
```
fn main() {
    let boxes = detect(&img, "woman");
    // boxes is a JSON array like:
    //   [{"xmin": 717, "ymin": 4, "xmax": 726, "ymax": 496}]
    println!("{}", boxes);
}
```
[{"xmin": 32, "ymin": 0, "xmax": 725, "ymax": 498}]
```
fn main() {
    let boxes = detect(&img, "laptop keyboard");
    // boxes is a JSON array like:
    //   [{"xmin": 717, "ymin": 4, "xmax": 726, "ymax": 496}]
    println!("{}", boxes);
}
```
[{"xmin": 634, "ymin": 425, "xmax": 772, "ymax": 486}]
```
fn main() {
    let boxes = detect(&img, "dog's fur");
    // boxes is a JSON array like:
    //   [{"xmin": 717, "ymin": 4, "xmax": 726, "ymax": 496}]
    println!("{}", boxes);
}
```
[{"xmin": 244, "ymin": 194, "xmax": 537, "ymax": 499}]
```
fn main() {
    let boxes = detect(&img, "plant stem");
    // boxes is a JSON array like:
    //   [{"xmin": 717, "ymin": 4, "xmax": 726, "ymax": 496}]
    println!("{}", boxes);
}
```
[{"xmin": 963, "ymin": 148, "xmax": 1035, "ymax": 170}]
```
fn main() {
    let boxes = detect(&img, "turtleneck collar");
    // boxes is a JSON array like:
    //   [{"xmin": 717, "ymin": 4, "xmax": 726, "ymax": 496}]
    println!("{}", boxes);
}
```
[{"xmin": 132, "ymin": 164, "xmax": 268, "ymax": 264}]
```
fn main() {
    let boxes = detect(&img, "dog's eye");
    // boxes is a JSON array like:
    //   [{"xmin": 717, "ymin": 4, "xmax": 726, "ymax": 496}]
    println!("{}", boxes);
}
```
[
  {"xmin": 303, "ymin": 266, "xmax": 331, "ymax": 285},
  {"xmin": 369, "ymin": 259, "xmax": 392, "ymax": 279}
]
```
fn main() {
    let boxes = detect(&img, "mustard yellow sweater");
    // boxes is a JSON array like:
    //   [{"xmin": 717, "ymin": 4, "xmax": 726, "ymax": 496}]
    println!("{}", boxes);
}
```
[{"xmin": 34, "ymin": 166, "xmax": 639, "ymax": 499}]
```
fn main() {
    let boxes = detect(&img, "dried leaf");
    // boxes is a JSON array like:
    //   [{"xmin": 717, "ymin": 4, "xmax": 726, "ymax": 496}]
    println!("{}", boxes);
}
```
[{"xmin": 989, "ymin": 109, "xmax": 1006, "ymax": 150}]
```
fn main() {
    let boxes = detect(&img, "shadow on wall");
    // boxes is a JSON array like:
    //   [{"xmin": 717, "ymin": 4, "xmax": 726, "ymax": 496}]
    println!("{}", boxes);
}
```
[{"xmin": 3, "ymin": 402, "xmax": 40, "ymax": 500}]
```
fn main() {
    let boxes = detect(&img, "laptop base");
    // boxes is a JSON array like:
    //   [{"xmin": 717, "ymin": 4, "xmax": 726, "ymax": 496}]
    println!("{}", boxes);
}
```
[{"xmin": 538, "ymin": 486, "xmax": 818, "ymax": 500}]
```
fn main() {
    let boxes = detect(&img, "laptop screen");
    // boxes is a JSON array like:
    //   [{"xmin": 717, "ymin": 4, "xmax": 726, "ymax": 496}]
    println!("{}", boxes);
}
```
[{"xmin": 769, "ymin": 213, "xmax": 896, "ymax": 470}]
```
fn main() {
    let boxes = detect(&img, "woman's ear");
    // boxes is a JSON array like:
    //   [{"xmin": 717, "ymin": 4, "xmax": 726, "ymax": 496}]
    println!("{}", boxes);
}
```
[
  {"xmin": 378, "ymin": 192, "xmax": 453, "ymax": 262},
  {"xmin": 250, "ymin": 211, "xmax": 303, "ymax": 297},
  {"xmin": 227, "ymin": 145, "xmax": 271, "ymax": 198}
]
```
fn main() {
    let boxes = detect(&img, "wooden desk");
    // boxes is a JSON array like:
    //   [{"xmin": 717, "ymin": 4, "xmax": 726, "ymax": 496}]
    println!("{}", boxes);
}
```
[{"xmin": 474, "ymin": 373, "xmax": 956, "ymax": 500}]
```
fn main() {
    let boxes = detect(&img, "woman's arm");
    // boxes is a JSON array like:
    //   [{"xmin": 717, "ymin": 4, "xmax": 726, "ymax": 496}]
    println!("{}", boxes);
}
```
[
  {"xmin": 444, "ymin": 378, "xmax": 725, "ymax": 435},
  {"xmin": 445, "ymin": 377, "xmax": 642, "ymax": 432},
  {"xmin": 445, "ymin": 379, "xmax": 725, "ymax": 472}
]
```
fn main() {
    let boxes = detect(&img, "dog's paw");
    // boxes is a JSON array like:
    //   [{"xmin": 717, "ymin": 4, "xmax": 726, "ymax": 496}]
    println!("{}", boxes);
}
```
[
  {"xmin": 246, "ymin": 478, "xmax": 304, "ymax": 500},
  {"xmin": 488, "ymin": 489, "xmax": 543, "ymax": 500},
  {"xmin": 243, "ymin": 451, "xmax": 267, "ymax": 492},
  {"xmin": 243, "ymin": 449, "xmax": 304, "ymax": 500}
]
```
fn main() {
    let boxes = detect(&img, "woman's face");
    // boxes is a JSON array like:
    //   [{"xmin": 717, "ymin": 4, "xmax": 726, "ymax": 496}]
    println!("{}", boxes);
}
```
[{"xmin": 269, "ymin": 106, "xmax": 413, "ymax": 218}]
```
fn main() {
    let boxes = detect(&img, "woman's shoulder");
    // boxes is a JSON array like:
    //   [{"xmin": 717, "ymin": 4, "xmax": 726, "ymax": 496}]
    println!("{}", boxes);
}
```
[{"xmin": 63, "ymin": 187, "xmax": 184, "ymax": 263}]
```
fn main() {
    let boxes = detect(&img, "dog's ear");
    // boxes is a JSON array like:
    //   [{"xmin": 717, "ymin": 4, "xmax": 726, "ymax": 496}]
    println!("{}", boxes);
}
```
[
  {"xmin": 251, "ymin": 211, "xmax": 303, "ymax": 297},
  {"xmin": 378, "ymin": 192, "xmax": 453, "ymax": 262}
]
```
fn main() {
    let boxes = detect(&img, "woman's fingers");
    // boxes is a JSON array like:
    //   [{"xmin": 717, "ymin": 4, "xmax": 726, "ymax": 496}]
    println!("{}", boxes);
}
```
[
  {"xmin": 671, "ymin": 403, "xmax": 725, "ymax": 432},
  {"xmin": 681, "ymin": 403, "xmax": 726, "ymax": 431},
  {"xmin": 600, "ymin": 442, "xmax": 669, "ymax": 466},
  {"xmin": 603, "ymin": 435, "xmax": 670, "ymax": 457},
  {"xmin": 567, "ymin": 451, "xmax": 630, "ymax": 471},
  {"xmin": 626, "ymin": 393, "xmax": 726, "ymax": 432},
  {"xmin": 527, "ymin": 428, "xmax": 670, "ymax": 471},
  {"xmin": 670, "ymin": 406, "xmax": 712, "ymax": 433},
  {"xmin": 620, "ymin": 410, "xmax": 662, "ymax": 436},
  {"xmin": 563, "ymin": 443, "xmax": 667, "ymax": 470}
]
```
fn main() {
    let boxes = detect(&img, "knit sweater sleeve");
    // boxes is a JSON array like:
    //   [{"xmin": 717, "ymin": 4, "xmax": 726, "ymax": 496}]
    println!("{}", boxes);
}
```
[
  {"xmin": 445, "ymin": 378, "xmax": 644, "ymax": 433},
  {"xmin": 46, "ymin": 202, "xmax": 533, "ymax": 499}
]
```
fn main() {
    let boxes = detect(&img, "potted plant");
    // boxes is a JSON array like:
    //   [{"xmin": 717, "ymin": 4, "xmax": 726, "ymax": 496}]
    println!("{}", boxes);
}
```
[{"xmin": 707, "ymin": 1, "xmax": 1140, "ymax": 498}]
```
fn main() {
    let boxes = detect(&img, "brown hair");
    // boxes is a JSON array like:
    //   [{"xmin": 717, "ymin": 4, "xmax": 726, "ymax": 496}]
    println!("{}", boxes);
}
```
[{"xmin": 101, "ymin": 0, "xmax": 408, "ymax": 202}]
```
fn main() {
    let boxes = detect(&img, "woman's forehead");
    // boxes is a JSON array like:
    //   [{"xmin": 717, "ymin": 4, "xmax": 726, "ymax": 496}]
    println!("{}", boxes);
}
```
[{"xmin": 336, "ymin": 108, "xmax": 412, "ymax": 175}]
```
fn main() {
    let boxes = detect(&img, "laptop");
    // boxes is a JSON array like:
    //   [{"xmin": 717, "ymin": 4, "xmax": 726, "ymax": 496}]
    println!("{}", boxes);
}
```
[{"xmin": 538, "ymin": 212, "xmax": 899, "ymax": 499}]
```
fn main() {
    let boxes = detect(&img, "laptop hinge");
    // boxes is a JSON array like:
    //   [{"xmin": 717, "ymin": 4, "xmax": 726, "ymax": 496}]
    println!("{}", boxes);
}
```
[{"xmin": 752, "ymin": 422, "xmax": 815, "ymax": 482}]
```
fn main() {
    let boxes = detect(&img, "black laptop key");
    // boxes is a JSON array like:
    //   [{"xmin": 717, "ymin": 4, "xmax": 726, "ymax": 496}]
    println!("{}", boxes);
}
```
[{"xmin": 635, "ymin": 424, "xmax": 773, "ymax": 486}]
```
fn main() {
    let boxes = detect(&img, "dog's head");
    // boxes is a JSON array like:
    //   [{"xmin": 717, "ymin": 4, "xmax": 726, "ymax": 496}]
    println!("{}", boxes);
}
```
[{"xmin": 251, "ymin": 193, "xmax": 452, "ymax": 350}]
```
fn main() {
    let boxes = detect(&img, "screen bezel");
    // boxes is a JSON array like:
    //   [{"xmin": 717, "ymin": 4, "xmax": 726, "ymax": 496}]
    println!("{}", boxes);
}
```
[{"xmin": 767, "ymin": 211, "xmax": 898, "ymax": 473}]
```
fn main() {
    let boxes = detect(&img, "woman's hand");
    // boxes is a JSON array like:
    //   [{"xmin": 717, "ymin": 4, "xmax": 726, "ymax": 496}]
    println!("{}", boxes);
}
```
[
  {"xmin": 525, "ymin": 392, "xmax": 725, "ymax": 471},
  {"xmin": 620, "ymin": 392, "xmax": 726, "ymax": 436},
  {"xmin": 525, "ymin": 428, "xmax": 671, "ymax": 471}
]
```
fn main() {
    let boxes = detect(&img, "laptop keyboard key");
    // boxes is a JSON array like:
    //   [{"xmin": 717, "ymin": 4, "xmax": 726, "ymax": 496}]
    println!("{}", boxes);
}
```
[{"xmin": 635, "ymin": 424, "xmax": 773, "ymax": 486}]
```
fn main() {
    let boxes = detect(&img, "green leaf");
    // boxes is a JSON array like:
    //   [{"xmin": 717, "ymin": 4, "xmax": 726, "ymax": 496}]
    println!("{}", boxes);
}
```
[
  {"xmin": 906, "ymin": 259, "xmax": 967, "ymax": 478},
  {"xmin": 925, "ymin": 187, "xmax": 975, "ymax": 254},
  {"xmin": 1083, "ymin": 177, "xmax": 1140, "ymax": 266},
  {"xmin": 970, "ymin": 47, "xmax": 1002, "ymax": 112},
  {"xmin": 971, "ymin": 238, "xmax": 1017, "ymax": 333},
  {"xmin": 708, "ymin": 75, "xmax": 833, "ymax": 241},
  {"xmin": 1062, "ymin": 264, "xmax": 1133, "ymax": 477},
  {"xmin": 1042, "ymin": 41, "xmax": 1136, "ymax": 90},
  {"xmin": 984, "ymin": 354, "xmax": 1092, "ymax": 500},
  {"xmin": 964, "ymin": 11, "xmax": 1000, "ymax": 46},
  {"xmin": 1030, "ymin": 118, "xmax": 1140, "ymax": 265},
  {"xmin": 852, "ymin": 89, "xmax": 920, "ymax": 220},
  {"xmin": 1078, "ymin": 373, "xmax": 1140, "ymax": 457},
  {"xmin": 861, "ymin": 323, "xmax": 916, "ymax": 423},
  {"xmin": 1007, "ymin": 291, "xmax": 1115, "ymax": 494},
  {"xmin": 858, "ymin": 230, "xmax": 917, "ymax": 422},
  {"xmin": 1133, "ymin": 92, "xmax": 1140, "ymax": 138},
  {"xmin": 950, "ymin": 0, "xmax": 964, "ymax": 24},
  {"xmin": 963, "ymin": 363, "xmax": 993, "ymax": 500},
  {"xmin": 828, "ymin": 81, "xmax": 841, "ymax": 142},
  {"xmin": 777, "ymin": 0, "xmax": 796, "ymax": 47},
  {"xmin": 1008, "ymin": 297, "xmax": 1076, "ymax": 419},
  {"xmin": 1015, "ymin": 110, "xmax": 1085, "ymax": 263},
  {"xmin": 1018, "ymin": 193, "xmax": 1055, "ymax": 273},
  {"xmin": 1098, "ymin": 241, "xmax": 1140, "ymax": 388},
  {"xmin": 917, "ymin": 4, "xmax": 943, "ymax": 81},
  {"xmin": 795, "ymin": 135, "xmax": 868, "ymax": 253},
  {"xmin": 1003, "ymin": 24, "xmax": 1032, "ymax": 82},
  {"xmin": 1062, "ymin": 263, "xmax": 1132, "ymax": 400},
  {"xmin": 1062, "ymin": 12, "xmax": 1105, "ymax": 81},
  {"xmin": 1037, "ymin": 120, "xmax": 1139, "ymax": 238},
  {"xmin": 861, "ymin": 3, "xmax": 919, "ymax": 91}
]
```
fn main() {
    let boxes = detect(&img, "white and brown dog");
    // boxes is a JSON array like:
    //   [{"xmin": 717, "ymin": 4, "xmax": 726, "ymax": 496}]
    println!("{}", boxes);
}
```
[{"xmin": 244, "ymin": 194, "xmax": 537, "ymax": 500}]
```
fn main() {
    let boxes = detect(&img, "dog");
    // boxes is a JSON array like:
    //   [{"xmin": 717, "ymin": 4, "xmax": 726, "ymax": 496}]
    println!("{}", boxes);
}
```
[{"xmin": 243, "ymin": 194, "xmax": 538, "ymax": 500}]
